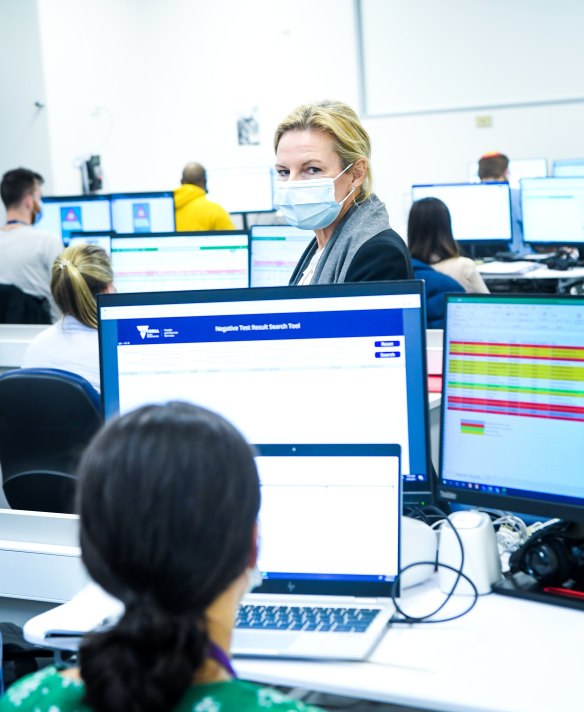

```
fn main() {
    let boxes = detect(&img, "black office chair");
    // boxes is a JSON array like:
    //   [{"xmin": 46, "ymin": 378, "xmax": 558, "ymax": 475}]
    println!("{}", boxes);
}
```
[
  {"xmin": 0, "ymin": 284, "xmax": 51, "ymax": 324},
  {"xmin": 0, "ymin": 368, "xmax": 102, "ymax": 514}
]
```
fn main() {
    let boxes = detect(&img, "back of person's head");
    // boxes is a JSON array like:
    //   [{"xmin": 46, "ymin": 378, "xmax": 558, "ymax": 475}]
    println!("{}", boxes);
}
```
[
  {"xmin": 0, "ymin": 167, "xmax": 43, "ymax": 209},
  {"xmin": 51, "ymin": 244, "xmax": 113, "ymax": 329},
  {"xmin": 478, "ymin": 152, "xmax": 509, "ymax": 182},
  {"xmin": 181, "ymin": 162, "xmax": 206, "ymax": 189},
  {"xmin": 408, "ymin": 197, "xmax": 459, "ymax": 264},
  {"xmin": 78, "ymin": 402, "xmax": 260, "ymax": 712},
  {"xmin": 274, "ymin": 100, "xmax": 373, "ymax": 202}
]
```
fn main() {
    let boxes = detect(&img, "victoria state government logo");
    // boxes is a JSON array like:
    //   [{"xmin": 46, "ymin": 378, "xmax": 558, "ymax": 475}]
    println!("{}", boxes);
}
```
[
  {"xmin": 136, "ymin": 324, "xmax": 160, "ymax": 340},
  {"xmin": 137, "ymin": 325, "xmax": 149, "ymax": 339}
]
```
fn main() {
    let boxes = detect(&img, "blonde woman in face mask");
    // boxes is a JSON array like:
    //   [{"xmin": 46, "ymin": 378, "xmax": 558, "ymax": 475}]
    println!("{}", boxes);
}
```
[
  {"xmin": 21, "ymin": 244, "xmax": 115, "ymax": 393},
  {"xmin": 273, "ymin": 100, "xmax": 413, "ymax": 285}
]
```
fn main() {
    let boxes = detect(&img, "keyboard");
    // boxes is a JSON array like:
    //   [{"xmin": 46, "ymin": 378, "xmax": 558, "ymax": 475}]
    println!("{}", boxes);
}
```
[{"xmin": 236, "ymin": 605, "xmax": 381, "ymax": 633}]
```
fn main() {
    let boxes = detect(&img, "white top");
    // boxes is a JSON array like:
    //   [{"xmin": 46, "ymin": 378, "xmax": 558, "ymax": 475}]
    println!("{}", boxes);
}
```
[
  {"xmin": 0, "ymin": 225, "xmax": 63, "ymax": 317},
  {"xmin": 431, "ymin": 256, "xmax": 489, "ymax": 293},
  {"xmin": 21, "ymin": 315, "xmax": 100, "ymax": 393},
  {"xmin": 298, "ymin": 247, "xmax": 324, "ymax": 285}
]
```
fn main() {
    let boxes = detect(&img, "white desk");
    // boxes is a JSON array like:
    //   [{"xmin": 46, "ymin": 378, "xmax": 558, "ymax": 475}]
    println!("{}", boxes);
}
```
[
  {"xmin": 0, "ymin": 323, "xmax": 49, "ymax": 372},
  {"xmin": 479, "ymin": 262, "xmax": 584, "ymax": 293},
  {"xmin": 235, "ymin": 579, "xmax": 581, "ymax": 712}
]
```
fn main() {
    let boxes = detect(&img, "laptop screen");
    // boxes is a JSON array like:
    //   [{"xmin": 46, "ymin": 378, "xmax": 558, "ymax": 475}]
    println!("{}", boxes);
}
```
[
  {"xmin": 98, "ymin": 281, "xmax": 432, "ymax": 505},
  {"xmin": 254, "ymin": 444, "xmax": 401, "ymax": 594},
  {"xmin": 110, "ymin": 192, "xmax": 175, "ymax": 233},
  {"xmin": 250, "ymin": 225, "xmax": 314, "ymax": 287},
  {"xmin": 110, "ymin": 232, "xmax": 249, "ymax": 292}
]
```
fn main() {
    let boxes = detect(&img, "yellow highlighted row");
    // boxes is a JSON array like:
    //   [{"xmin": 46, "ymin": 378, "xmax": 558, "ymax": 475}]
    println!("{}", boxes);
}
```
[
  {"xmin": 450, "ymin": 343, "xmax": 584, "ymax": 360},
  {"xmin": 449, "ymin": 359, "xmax": 584, "ymax": 382}
]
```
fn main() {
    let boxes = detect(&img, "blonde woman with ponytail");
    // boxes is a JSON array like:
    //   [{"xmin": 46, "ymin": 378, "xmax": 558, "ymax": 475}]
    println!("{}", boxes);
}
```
[{"xmin": 21, "ymin": 244, "xmax": 114, "ymax": 392}]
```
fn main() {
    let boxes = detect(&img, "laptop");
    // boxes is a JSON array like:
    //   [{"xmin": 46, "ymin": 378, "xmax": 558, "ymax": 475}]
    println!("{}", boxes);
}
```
[{"xmin": 232, "ymin": 443, "xmax": 402, "ymax": 661}]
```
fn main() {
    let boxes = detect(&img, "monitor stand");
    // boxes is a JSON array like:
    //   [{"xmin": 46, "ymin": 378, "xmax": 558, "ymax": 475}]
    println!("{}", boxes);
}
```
[{"xmin": 493, "ymin": 571, "xmax": 584, "ymax": 612}]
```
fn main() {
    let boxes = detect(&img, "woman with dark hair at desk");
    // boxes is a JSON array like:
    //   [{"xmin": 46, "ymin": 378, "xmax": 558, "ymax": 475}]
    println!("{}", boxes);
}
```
[
  {"xmin": 21, "ymin": 243, "xmax": 114, "ymax": 392},
  {"xmin": 0, "ymin": 402, "xmax": 323, "ymax": 712},
  {"xmin": 408, "ymin": 197, "xmax": 489, "ymax": 294},
  {"xmin": 274, "ymin": 100, "xmax": 413, "ymax": 285}
]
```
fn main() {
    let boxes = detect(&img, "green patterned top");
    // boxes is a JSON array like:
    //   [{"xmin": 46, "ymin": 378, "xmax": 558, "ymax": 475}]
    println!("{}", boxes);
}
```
[{"xmin": 0, "ymin": 666, "xmax": 323, "ymax": 712}]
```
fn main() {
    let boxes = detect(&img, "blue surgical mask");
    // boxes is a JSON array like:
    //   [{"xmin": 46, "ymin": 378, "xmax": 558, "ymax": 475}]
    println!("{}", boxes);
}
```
[{"xmin": 274, "ymin": 164, "xmax": 355, "ymax": 230}]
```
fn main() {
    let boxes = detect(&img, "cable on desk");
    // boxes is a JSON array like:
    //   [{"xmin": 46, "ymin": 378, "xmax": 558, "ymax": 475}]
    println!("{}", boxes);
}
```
[{"xmin": 390, "ymin": 505, "xmax": 479, "ymax": 624}]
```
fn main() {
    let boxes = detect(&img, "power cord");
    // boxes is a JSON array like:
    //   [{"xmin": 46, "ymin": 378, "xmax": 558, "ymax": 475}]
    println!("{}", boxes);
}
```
[{"xmin": 390, "ymin": 506, "xmax": 478, "ymax": 624}]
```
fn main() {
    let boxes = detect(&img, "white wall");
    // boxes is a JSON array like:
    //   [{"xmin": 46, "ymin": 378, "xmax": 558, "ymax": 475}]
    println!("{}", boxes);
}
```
[
  {"xmin": 3, "ymin": 0, "xmax": 584, "ymax": 242},
  {"xmin": 37, "ymin": 0, "xmax": 359, "ymax": 194},
  {"xmin": 0, "ymin": 0, "xmax": 53, "ymax": 221}
]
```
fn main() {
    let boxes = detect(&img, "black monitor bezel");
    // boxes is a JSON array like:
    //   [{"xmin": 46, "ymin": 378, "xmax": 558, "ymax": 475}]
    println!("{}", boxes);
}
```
[
  {"xmin": 411, "ymin": 181, "xmax": 512, "ymax": 243},
  {"xmin": 438, "ymin": 292, "xmax": 584, "ymax": 523},
  {"xmin": 97, "ymin": 280, "xmax": 434, "ymax": 512}
]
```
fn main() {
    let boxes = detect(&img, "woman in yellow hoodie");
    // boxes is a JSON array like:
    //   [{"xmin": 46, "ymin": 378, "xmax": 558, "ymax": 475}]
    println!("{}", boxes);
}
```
[{"xmin": 174, "ymin": 162, "xmax": 235, "ymax": 231}]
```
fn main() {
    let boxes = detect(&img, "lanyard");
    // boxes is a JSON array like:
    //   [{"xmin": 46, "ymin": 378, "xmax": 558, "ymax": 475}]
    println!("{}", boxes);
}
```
[
  {"xmin": 207, "ymin": 641, "xmax": 237, "ymax": 679},
  {"xmin": 5, "ymin": 220, "xmax": 28, "ymax": 226}
]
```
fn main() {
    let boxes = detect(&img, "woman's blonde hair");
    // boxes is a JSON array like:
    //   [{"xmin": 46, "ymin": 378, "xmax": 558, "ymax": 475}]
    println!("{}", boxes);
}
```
[
  {"xmin": 274, "ymin": 100, "xmax": 373, "ymax": 203},
  {"xmin": 51, "ymin": 244, "xmax": 113, "ymax": 329}
]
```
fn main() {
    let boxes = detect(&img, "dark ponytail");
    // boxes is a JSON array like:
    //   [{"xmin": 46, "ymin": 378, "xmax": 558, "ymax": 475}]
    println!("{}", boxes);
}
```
[{"xmin": 76, "ymin": 402, "xmax": 260, "ymax": 712}]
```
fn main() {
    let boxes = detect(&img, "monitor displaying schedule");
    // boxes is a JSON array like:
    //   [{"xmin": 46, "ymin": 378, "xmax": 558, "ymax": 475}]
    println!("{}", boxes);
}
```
[
  {"xmin": 205, "ymin": 166, "xmax": 274, "ymax": 214},
  {"xmin": 521, "ymin": 177, "xmax": 584, "ymax": 245},
  {"xmin": 439, "ymin": 294, "xmax": 584, "ymax": 522},
  {"xmin": 467, "ymin": 158, "xmax": 547, "ymax": 189},
  {"xmin": 35, "ymin": 195, "xmax": 112, "ymax": 242},
  {"xmin": 110, "ymin": 232, "xmax": 249, "ymax": 293},
  {"xmin": 98, "ymin": 281, "xmax": 433, "ymax": 503},
  {"xmin": 411, "ymin": 183, "xmax": 512, "ymax": 242},
  {"xmin": 110, "ymin": 192, "xmax": 176, "ymax": 234},
  {"xmin": 250, "ymin": 225, "xmax": 314, "ymax": 287}
]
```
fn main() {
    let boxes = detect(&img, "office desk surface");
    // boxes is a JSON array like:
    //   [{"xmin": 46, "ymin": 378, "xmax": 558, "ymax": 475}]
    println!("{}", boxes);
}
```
[{"xmin": 234, "ymin": 580, "xmax": 580, "ymax": 712}]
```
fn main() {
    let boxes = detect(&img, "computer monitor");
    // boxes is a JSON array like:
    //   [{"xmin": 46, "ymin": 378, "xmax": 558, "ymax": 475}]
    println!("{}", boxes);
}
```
[
  {"xmin": 467, "ymin": 158, "xmax": 547, "ymax": 189},
  {"xmin": 35, "ymin": 195, "xmax": 112, "ymax": 242},
  {"xmin": 98, "ymin": 281, "xmax": 433, "ymax": 506},
  {"xmin": 411, "ymin": 183, "xmax": 512, "ymax": 244},
  {"xmin": 110, "ymin": 231, "xmax": 249, "ymax": 292},
  {"xmin": 552, "ymin": 159, "xmax": 584, "ymax": 178},
  {"xmin": 250, "ymin": 225, "xmax": 314, "ymax": 287},
  {"xmin": 206, "ymin": 166, "xmax": 274, "ymax": 214},
  {"xmin": 109, "ymin": 191, "xmax": 175, "ymax": 233},
  {"xmin": 439, "ymin": 293, "xmax": 584, "ymax": 523},
  {"xmin": 521, "ymin": 177, "xmax": 584, "ymax": 247},
  {"xmin": 68, "ymin": 231, "xmax": 112, "ymax": 256}
]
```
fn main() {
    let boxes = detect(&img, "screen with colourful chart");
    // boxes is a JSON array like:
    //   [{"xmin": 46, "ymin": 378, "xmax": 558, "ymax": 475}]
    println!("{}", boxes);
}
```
[{"xmin": 439, "ymin": 294, "xmax": 584, "ymax": 522}]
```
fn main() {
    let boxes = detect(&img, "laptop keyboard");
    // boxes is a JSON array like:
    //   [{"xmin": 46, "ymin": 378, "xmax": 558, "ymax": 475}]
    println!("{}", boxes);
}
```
[{"xmin": 236, "ymin": 605, "xmax": 381, "ymax": 633}]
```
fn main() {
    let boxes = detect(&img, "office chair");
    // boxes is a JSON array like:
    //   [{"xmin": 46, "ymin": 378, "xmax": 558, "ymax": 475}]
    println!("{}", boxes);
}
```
[
  {"xmin": 0, "ymin": 368, "xmax": 102, "ymax": 514},
  {"xmin": 0, "ymin": 284, "xmax": 52, "ymax": 324}
]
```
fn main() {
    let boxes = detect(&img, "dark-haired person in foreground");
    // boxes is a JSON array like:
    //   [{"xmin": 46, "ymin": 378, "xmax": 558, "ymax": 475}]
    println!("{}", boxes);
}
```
[
  {"xmin": 0, "ymin": 168, "xmax": 62, "ymax": 318},
  {"xmin": 0, "ymin": 402, "xmax": 322, "ymax": 712}
]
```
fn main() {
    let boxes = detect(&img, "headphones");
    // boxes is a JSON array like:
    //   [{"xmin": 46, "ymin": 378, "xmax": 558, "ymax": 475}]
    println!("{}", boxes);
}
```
[{"xmin": 509, "ymin": 520, "xmax": 584, "ymax": 587}]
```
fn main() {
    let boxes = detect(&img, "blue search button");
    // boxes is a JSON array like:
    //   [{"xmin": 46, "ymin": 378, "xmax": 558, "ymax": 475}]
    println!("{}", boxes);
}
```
[
  {"xmin": 375, "ymin": 351, "xmax": 400, "ymax": 359},
  {"xmin": 375, "ymin": 340, "xmax": 399, "ymax": 347}
]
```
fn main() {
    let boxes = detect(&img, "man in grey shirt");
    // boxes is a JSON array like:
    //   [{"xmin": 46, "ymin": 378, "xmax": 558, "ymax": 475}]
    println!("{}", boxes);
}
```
[{"xmin": 0, "ymin": 168, "xmax": 62, "ymax": 319}]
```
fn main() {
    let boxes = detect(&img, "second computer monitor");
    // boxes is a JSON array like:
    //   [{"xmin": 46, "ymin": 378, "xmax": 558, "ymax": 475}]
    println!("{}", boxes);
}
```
[
  {"xmin": 250, "ymin": 225, "xmax": 314, "ymax": 287},
  {"xmin": 205, "ymin": 166, "xmax": 274, "ymax": 214},
  {"xmin": 552, "ymin": 159, "xmax": 584, "ymax": 178},
  {"xmin": 68, "ymin": 231, "xmax": 112, "ymax": 256},
  {"xmin": 98, "ymin": 280, "xmax": 433, "ymax": 506},
  {"xmin": 110, "ymin": 231, "xmax": 249, "ymax": 292},
  {"xmin": 411, "ymin": 183, "xmax": 512, "ymax": 243},
  {"xmin": 110, "ymin": 191, "xmax": 176, "ymax": 234},
  {"xmin": 36, "ymin": 195, "xmax": 112, "ymax": 242},
  {"xmin": 521, "ymin": 177, "xmax": 584, "ymax": 247}
]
